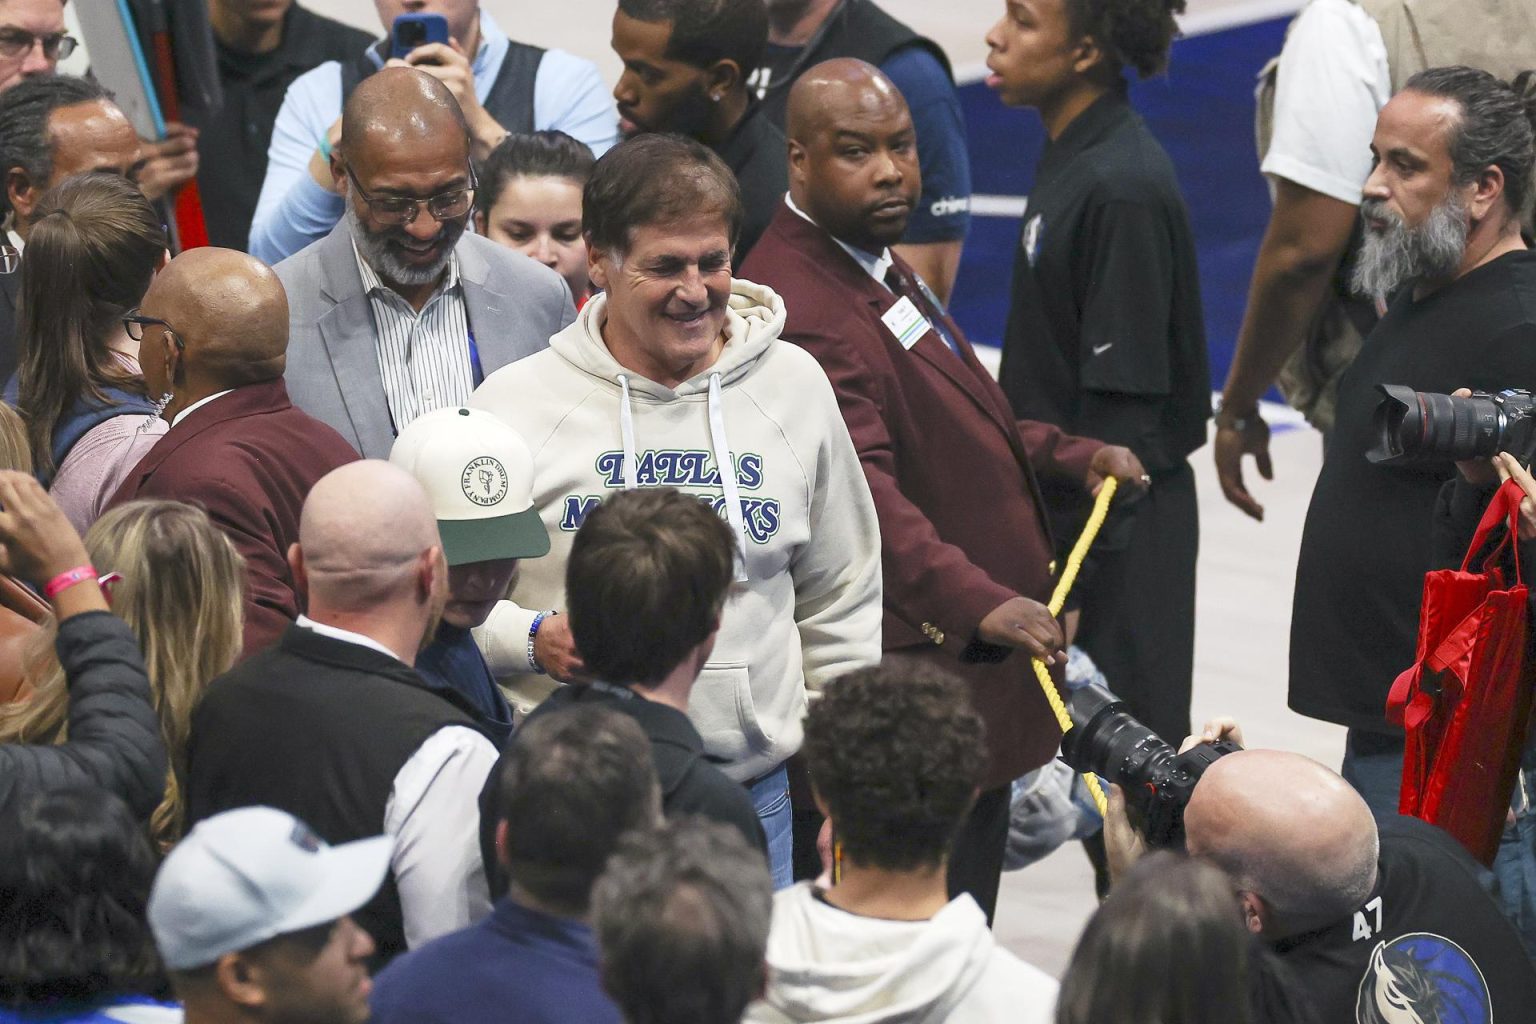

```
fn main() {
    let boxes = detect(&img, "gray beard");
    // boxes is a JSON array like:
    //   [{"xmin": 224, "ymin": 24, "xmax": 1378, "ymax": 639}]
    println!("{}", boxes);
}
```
[
  {"xmin": 346, "ymin": 204, "xmax": 461, "ymax": 288},
  {"xmin": 1352, "ymin": 193, "xmax": 1469, "ymax": 303}
]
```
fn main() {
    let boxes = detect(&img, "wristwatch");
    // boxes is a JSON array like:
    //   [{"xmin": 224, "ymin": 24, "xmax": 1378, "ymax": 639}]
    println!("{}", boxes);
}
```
[{"xmin": 1214, "ymin": 400, "xmax": 1258, "ymax": 432}]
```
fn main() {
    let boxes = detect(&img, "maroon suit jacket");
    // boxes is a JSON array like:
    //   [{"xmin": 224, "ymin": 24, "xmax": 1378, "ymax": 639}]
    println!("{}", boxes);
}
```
[
  {"xmin": 109, "ymin": 378, "xmax": 360, "ymax": 658},
  {"xmin": 741, "ymin": 203, "xmax": 1102, "ymax": 784}
]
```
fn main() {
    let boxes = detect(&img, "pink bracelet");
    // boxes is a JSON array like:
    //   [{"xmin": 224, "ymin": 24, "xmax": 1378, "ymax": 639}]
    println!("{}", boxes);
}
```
[{"xmin": 43, "ymin": 565, "xmax": 98, "ymax": 601}]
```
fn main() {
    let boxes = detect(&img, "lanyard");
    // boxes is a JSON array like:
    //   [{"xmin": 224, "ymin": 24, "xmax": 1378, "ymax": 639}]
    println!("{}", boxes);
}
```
[{"xmin": 467, "ymin": 328, "xmax": 484, "ymax": 386}]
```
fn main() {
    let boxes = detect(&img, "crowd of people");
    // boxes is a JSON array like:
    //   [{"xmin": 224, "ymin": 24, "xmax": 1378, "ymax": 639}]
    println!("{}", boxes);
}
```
[{"xmin": 1, "ymin": 0, "xmax": 1535, "ymax": 1020}]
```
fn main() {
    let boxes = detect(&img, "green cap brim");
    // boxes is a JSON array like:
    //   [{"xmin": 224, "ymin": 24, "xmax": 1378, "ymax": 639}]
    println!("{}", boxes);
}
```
[{"xmin": 438, "ymin": 506, "xmax": 550, "ymax": 566}]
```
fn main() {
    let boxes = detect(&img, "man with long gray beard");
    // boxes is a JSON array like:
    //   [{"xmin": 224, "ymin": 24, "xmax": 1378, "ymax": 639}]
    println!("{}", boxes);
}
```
[
  {"xmin": 274, "ymin": 67, "xmax": 574, "ymax": 459},
  {"xmin": 1290, "ymin": 65, "xmax": 1536, "ymax": 819}
]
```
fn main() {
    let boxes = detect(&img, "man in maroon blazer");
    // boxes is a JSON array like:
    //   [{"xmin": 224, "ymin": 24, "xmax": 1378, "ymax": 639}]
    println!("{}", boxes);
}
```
[
  {"xmin": 740, "ymin": 59, "xmax": 1147, "ymax": 919},
  {"xmin": 111, "ymin": 248, "xmax": 359, "ymax": 657}
]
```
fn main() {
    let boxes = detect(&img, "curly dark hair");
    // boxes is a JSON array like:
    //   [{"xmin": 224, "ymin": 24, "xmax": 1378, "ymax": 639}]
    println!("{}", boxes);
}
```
[
  {"xmin": 802, "ymin": 662, "xmax": 985, "ymax": 872},
  {"xmin": 0, "ymin": 789, "xmax": 167, "ymax": 1007},
  {"xmin": 1066, "ymin": 0, "xmax": 1186, "ymax": 79}
]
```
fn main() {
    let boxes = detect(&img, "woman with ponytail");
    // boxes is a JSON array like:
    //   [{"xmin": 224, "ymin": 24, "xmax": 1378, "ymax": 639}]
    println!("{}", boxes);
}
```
[
  {"xmin": 11, "ymin": 173, "xmax": 168, "ymax": 532},
  {"xmin": 982, "ymin": 0, "xmax": 1209, "ymax": 820}
]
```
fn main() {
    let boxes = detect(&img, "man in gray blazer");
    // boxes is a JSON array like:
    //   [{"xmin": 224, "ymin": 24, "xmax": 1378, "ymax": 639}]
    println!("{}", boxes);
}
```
[{"xmin": 275, "ymin": 68, "xmax": 573, "ymax": 459}]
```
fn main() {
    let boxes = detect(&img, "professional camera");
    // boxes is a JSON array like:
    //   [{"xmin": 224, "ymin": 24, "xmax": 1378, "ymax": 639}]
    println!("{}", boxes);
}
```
[
  {"xmin": 1367, "ymin": 384, "xmax": 1536, "ymax": 466},
  {"xmin": 1059, "ymin": 683, "xmax": 1240, "ymax": 849}
]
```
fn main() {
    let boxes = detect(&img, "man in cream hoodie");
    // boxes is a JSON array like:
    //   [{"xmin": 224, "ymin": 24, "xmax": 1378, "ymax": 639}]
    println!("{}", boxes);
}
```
[
  {"xmin": 470, "ymin": 134, "xmax": 882, "ymax": 887},
  {"xmin": 746, "ymin": 663, "xmax": 1056, "ymax": 1024}
]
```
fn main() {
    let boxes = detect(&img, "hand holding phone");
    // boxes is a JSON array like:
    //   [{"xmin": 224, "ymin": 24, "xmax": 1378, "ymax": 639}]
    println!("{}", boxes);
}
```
[{"xmin": 390, "ymin": 13, "xmax": 449, "ymax": 61}]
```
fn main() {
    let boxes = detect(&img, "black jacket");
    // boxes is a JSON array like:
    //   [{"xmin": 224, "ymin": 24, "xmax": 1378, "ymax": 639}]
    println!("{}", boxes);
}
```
[
  {"xmin": 0, "ymin": 611, "xmax": 165, "ymax": 820},
  {"xmin": 479, "ymin": 684, "xmax": 767, "ymax": 896}
]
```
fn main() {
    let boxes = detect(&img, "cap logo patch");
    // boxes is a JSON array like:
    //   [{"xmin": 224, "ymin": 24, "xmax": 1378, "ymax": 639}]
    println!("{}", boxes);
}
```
[
  {"xmin": 462, "ymin": 457, "xmax": 509, "ymax": 507},
  {"xmin": 290, "ymin": 822, "xmax": 323, "ymax": 852}
]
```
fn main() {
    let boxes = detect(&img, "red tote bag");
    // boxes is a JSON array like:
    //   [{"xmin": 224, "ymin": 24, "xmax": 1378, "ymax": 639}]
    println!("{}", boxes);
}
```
[{"xmin": 1387, "ymin": 478, "xmax": 1536, "ymax": 865}]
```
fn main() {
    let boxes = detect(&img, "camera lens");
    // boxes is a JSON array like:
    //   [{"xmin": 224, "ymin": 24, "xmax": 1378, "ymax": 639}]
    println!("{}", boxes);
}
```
[
  {"xmin": 1060, "ymin": 682, "xmax": 1176, "ymax": 789},
  {"xmin": 1369, "ymin": 385, "xmax": 1505, "ymax": 464},
  {"xmin": 398, "ymin": 22, "xmax": 426, "ymax": 45}
]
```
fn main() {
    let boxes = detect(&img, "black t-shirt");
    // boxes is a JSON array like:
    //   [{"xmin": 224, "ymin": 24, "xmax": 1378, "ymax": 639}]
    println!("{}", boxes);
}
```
[
  {"xmin": 997, "ymin": 88, "xmax": 1210, "ymax": 473},
  {"xmin": 1290, "ymin": 250, "xmax": 1536, "ymax": 730},
  {"xmin": 713, "ymin": 102, "xmax": 786, "ymax": 265},
  {"xmin": 196, "ymin": 4, "xmax": 373, "ymax": 250},
  {"xmin": 1274, "ymin": 816, "xmax": 1536, "ymax": 1023}
]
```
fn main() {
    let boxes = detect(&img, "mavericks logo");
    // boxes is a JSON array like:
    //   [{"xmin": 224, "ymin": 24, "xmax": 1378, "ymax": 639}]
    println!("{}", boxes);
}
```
[
  {"xmin": 1355, "ymin": 933, "xmax": 1491, "ymax": 1024},
  {"xmin": 461, "ymin": 457, "xmax": 509, "ymax": 507}
]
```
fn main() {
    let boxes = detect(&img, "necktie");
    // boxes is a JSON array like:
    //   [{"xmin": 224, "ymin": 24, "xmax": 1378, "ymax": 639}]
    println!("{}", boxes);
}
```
[{"xmin": 883, "ymin": 264, "xmax": 964, "ymax": 359}]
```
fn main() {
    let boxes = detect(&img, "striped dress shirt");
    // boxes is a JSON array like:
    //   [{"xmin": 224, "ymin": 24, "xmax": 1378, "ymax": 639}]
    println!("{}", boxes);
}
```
[{"xmin": 354, "ymin": 244, "xmax": 475, "ymax": 432}]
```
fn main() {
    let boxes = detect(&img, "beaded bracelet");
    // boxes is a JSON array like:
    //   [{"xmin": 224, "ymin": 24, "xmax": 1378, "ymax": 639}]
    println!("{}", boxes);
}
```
[
  {"xmin": 527, "ymin": 610, "xmax": 557, "ymax": 674},
  {"xmin": 44, "ymin": 565, "xmax": 98, "ymax": 601}
]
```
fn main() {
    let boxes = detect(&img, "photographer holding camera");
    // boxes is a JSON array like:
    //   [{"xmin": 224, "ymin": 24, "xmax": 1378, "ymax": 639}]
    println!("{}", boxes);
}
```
[
  {"xmin": 1078, "ymin": 698, "xmax": 1536, "ymax": 1023},
  {"xmin": 1286, "ymin": 66, "xmax": 1536, "ymax": 820}
]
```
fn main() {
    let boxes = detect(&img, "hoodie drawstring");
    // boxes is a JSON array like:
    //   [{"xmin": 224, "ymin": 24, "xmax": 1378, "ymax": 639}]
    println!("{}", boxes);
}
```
[
  {"xmin": 617, "ymin": 373, "xmax": 639, "ymax": 491},
  {"xmin": 708, "ymin": 372, "xmax": 750, "ymax": 582},
  {"xmin": 615, "ymin": 370, "xmax": 749, "ymax": 582}
]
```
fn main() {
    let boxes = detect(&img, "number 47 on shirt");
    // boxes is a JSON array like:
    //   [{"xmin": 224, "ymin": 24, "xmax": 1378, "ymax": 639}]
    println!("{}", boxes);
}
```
[{"xmin": 1353, "ymin": 895, "xmax": 1384, "ymax": 941}]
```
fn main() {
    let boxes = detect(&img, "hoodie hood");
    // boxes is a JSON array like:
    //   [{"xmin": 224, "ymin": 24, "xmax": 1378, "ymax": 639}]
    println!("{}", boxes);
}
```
[
  {"xmin": 751, "ymin": 885, "xmax": 1001, "ymax": 1024},
  {"xmin": 547, "ymin": 279, "xmax": 786, "ymax": 579},
  {"xmin": 548, "ymin": 277, "xmax": 786, "ymax": 399}
]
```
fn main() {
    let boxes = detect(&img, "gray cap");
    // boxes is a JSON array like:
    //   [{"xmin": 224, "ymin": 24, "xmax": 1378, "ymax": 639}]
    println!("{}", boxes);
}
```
[{"xmin": 147, "ymin": 807, "xmax": 391, "ymax": 970}]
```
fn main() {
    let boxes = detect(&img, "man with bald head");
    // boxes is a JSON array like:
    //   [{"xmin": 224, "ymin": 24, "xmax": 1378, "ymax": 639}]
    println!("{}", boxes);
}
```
[
  {"xmin": 740, "ymin": 59, "xmax": 1145, "ymax": 920},
  {"xmin": 274, "ymin": 67, "xmax": 572, "ymax": 459},
  {"xmin": 1176, "ymin": 749, "xmax": 1536, "ymax": 1021},
  {"xmin": 187, "ymin": 459, "xmax": 499, "ymax": 968},
  {"xmin": 109, "ymin": 247, "xmax": 360, "ymax": 656}
]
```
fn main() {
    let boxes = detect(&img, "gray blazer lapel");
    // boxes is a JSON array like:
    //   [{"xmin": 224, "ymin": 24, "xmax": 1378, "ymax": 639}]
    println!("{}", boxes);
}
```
[
  {"xmin": 458, "ymin": 236, "xmax": 564, "ymax": 375},
  {"xmin": 316, "ymin": 228, "xmax": 395, "ymax": 459}
]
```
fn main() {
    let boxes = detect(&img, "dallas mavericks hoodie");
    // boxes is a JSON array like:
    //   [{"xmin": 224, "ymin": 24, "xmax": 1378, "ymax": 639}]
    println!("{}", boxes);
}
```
[
  {"xmin": 469, "ymin": 279, "xmax": 882, "ymax": 782},
  {"xmin": 746, "ymin": 884, "xmax": 1059, "ymax": 1024}
]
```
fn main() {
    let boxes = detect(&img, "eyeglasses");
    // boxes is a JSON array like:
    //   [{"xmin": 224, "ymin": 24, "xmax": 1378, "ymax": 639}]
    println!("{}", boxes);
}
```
[
  {"xmin": 345, "ymin": 165, "xmax": 477, "ymax": 226},
  {"xmin": 122, "ymin": 308, "xmax": 185, "ymax": 349},
  {"xmin": 0, "ymin": 29, "xmax": 78, "ymax": 61}
]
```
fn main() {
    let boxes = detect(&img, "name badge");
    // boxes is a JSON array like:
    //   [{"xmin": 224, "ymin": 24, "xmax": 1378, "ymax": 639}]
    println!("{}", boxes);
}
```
[{"xmin": 882, "ymin": 296, "xmax": 931, "ymax": 350}]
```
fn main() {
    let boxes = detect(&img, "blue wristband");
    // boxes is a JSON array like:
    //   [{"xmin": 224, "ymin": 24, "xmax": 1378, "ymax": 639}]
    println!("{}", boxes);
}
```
[{"xmin": 527, "ymin": 610, "xmax": 556, "ymax": 674}]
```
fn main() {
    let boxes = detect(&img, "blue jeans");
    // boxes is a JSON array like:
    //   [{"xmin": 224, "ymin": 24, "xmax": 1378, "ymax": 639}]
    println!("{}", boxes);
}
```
[
  {"xmin": 1340, "ymin": 728, "xmax": 1405, "ymax": 823},
  {"xmin": 748, "ymin": 763, "xmax": 794, "ymax": 889}
]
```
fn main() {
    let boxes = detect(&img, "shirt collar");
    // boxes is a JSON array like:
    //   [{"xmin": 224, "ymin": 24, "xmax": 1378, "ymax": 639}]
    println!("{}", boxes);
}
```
[
  {"xmin": 1042, "ymin": 86, "xmax": 1133, "ymax": 168},
  {"xmin": 352, "ymin": 239, "xmax": 461, "ymax": 302},
  {"xmin": 295, "ymin": 614, "xmax": 406, "ymax": 664},
  {"xmin": 6, "ymin": 226, "xmax": 23, "ymax": 254},
  {"xmin": 171, "ymin": 389, "xmax": 235, "ymax": 427},
  {"xmin": 784, "ymin": 192, "xmax": 892, "ymax": 286}
]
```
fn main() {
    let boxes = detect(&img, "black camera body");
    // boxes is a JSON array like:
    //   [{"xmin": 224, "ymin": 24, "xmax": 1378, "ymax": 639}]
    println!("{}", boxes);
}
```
[
  {"xmin": 1368, "ymin": 384, "xmax": 1536, "ymax": 466},
  {"xmin": 1060, "ymin": 683, "xmax": 1240, "ymax": 849}
]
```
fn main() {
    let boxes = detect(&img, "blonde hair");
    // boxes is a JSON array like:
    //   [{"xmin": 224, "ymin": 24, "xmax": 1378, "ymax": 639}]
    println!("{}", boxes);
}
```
[
  {"xmin": 0, "ymin": 501, "xmax": 245, "ymax": 848},
  {"xmin": 0, "ymin": 404, "xmax": 34, "ymax": 473}
]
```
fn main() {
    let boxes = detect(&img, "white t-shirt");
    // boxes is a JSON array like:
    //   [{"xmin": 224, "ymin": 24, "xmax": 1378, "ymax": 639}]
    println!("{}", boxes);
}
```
[{"xmin": 1261, "ymin": 0, "xmax": 1392, "ymax": 206}]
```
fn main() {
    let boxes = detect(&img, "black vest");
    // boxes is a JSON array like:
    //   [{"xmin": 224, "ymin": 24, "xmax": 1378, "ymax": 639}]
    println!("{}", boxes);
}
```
[
  {"xmin": 755, "ymin": 0, "xmax": 953, "ymax": 128},
  {"xmin": 186, "ymin": 626, "xmax": 486, "ymax": 966},
  {"xmin": 340, "ymin": 39, "xmax": 545, "ymax": 137}
]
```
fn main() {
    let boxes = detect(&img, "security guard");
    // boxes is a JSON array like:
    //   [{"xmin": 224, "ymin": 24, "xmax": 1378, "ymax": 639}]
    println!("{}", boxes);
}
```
[{"xmin": 984, "ymin": 0, "xmax": 1209, "ymax": 745}]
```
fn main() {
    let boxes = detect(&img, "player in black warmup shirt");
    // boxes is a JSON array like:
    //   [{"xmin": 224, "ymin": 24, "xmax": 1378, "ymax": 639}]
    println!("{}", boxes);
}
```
[{"xmin": 983, "ymin": 0, "xmax": 1209, "ymax": 745}]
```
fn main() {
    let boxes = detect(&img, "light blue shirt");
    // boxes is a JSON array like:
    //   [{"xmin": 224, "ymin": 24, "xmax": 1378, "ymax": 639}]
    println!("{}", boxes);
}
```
[{"xmin": 248, "ymin": 10, "xmax": 617, "ymax": 264}]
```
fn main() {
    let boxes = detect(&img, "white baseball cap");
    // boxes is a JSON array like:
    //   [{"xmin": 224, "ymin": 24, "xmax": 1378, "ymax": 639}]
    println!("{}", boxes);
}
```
[
  {"xmin": 390, "ymin": 407, "xmax": 550, "ymax": 566},
  {"xmin": 147, "ymin": 807, "xmax": 391, "ymax": 971}
]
